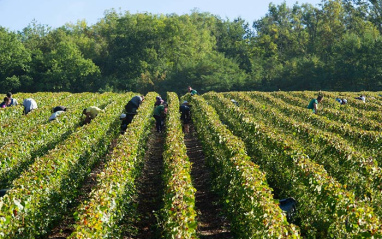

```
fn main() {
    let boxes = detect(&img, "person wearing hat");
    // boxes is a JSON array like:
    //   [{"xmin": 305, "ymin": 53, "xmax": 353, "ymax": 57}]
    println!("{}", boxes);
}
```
[
  {"xmin": 154, "ymin": 96, "xmax": 164, "ymax": 106},
  {"xmin": 179, "ymin": 100, "xmax": 192, "ymax": 133},
  {"xmin": 119, "ymin": 113, "xmax": 130, "ymax": 134}
]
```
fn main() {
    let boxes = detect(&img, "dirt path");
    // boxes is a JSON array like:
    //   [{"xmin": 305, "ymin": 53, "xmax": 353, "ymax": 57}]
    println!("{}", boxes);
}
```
[
  {"xmin": 184, "ymin": 124, "xmax": 233, "ymax": 239},
  {"xmin": 129, "ymin": 129, "xmax": 165, "ymax": 239},
  {"xmin": 48, "ymin": 123, "xmax": 232, "ymax": 239}
]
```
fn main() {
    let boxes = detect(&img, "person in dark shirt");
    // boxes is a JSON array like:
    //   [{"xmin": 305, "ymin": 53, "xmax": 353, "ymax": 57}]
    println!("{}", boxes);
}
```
[
  {"xmin": 153, "ymin": 102, "xmax": 167, "ymax": 133},
  {"xmin": 355, "ymin": 95, "xmax": 366, "ymax": 102},
  {"xmin": 0, "ymin": 97, "xmax": 10, "ymax": 108},
  {"xmin": 121, "ymin": 95, "xmax": 145, "ymax": 134},
  {"xmin": 53, "ymin": 106, "xmax": 67, "ymax": 113},
  {"xmin": 179, "ymin": 101, "xmax": 192, "ymax": 133},
  {"xmin": 125, "ymin": 95, "xmax": 144, "ymax": 113},
  {"xmin": 154, "ymin": 96, "xmax": 164, "ymax": 106},
  {"xmin": 6, "ymin": 92, "xmax": 18, "ymax": 106}
]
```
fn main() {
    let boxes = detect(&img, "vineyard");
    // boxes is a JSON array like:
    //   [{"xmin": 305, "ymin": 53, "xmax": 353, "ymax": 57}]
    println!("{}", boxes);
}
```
[{"xmin": 0, "ymin": 91, "xmax": 381, "ymax": 238}]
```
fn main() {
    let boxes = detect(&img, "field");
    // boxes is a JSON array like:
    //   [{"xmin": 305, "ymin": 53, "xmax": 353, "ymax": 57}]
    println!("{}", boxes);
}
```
[{"xmin": 0, "ymin": 91, "xmax": 381, "ymax": 238}]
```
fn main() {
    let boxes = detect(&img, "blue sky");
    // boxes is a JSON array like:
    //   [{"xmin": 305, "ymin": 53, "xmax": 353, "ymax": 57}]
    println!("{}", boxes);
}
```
[{"xmin": 0, "ymin": 0, "xmax": 322, "ymax": 31}]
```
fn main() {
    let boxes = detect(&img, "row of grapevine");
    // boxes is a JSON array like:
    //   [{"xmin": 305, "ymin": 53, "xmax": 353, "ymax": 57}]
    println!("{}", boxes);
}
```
[
  {"xmin": 296, "ymin": 91, "xmax": 382, "ymax": 112},
  {"xmin": 69, "ymin": 92, "xmax": 156, "ymax": 238},
  {"xmin": 0, "ymin": 92, "xmax": 71, "ymax": 139},
  {"xmin": 224, "ymin": 92, "xmax": 382, "ymax": 215},
  {"xmin": 0, "ymin": 93, "xmax": 126, "ymax": 237},
  {"xmin": 257, "ymin": 91, "xmax": 382, "ymax": 163},
  {"xmin": 303, "ymin": 90, "xmax": 382, "ymax": 124},
  {"xmin": 204, "ymin": 92, "xmax": 381, "ymax": 238},
  {"xmin": 186, "ymin": 94, "xmax": 300, "ymax": 238},
  {"xmin": 0, "ymin": 92, "xmax": 103, "ymax": 148},
  {"xmin": 367, "ymin": 91, "xmax": 382, "ymax": 104},
  {"xmin": 0, "ymin": 92, "xmax": 118, "ymax": 188},
  {"xmin": 272, "ymin": 91, "xmax": 382, "ymax": 131},
  {"xmin": 0, "ymin": 92, "xmax": 99, "ymax": 148},
  {"xmin": 277, "ymin": 91, "xmax": 382, "ymax": 130},
  {"xmin": 231, "ymin": 92, "xmax": 381, "ymax": 179},
  {"xmin": 0, "ymin": 92, "xmax": 68, "ymax": 125},
  {"xmin": 159, "ymin": 92, "xmax": 197, "ymax": 238},
  {"xmin": 241, "ymin": 91, "xmax": 381, "ymax": 157}
]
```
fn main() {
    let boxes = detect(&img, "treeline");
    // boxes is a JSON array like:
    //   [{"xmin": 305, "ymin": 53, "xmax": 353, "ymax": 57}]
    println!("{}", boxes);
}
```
[{"xmin": 1, "ymin": 0, "xmax": 382, "ymax": 95}]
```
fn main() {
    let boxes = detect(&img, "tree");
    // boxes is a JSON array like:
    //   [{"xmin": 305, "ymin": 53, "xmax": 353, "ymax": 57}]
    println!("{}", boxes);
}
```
[
  {"xmin": 42, "ymin": 40, "xmax": 101, "ymax": 92},
  {"xmin": 0, "ymin": 27, "xmax": 31, "ymax": 93}
]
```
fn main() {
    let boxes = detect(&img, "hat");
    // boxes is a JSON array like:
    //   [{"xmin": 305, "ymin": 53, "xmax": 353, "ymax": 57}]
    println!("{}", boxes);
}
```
[
  {"xmin": 183, "ymin": 101, "xmax": 188, "ymax": 104},
  {"xmin": 120, "ymin": 113, "xmax": 126, "ymax": 119}
]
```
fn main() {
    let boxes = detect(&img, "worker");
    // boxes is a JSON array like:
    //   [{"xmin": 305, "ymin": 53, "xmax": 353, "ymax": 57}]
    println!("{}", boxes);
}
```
[
  {"xmin": 49, "ymin": 110, "xmax": 65, "ymax": 121},
  {"xmin": 188, "ymin": 86, "xmax": 198, "ymax": 96},
  {"xmin": 53, "ymin": 106, "xmax": 67, "ymax": 113},
  {"xmin": 0, "ymin": 97, "xmax": 11, "ymax": 108},
  {"xmin": 154, "ymin": 96, "xmax": 164, "ymax": 106},
  {"xmin": 23, "ymin": 98, "xmax": 38, "ymax": 115},
  {"xmin": 125, "ymin": 95, "xmax": 144, "ymax": 113},
  {"xmin": 231, "ymin": 99, "xmax": 239, "ymax": 106},
  {"xmin": 119, "ymin": 113, "xmax": 129, "ymax": 134},
  {"xmin": 335, "ymin": 98, "xmax": 347, "ymax": 105},
  {"xmin": 307, "ymin": 94, "xmax": 323, "ymax": 114},
  {"xmin": 355, "ymin": 95, "xmax": 366, "ymax": 102},
  {"xmin": 82, "ymin": 106, "xmax": 103, "ymax": 124},
  {"xmin": 120, "ymin": 95, "xmax": 145, "ymax": 133},
  {"xmin": 179, "ymin": 101, "xmax": 192, "ymax": 133},
  {"xmin": 6, "ymin": 92, "xmax": 18, "ymax": 106},
  {"xmin": 153, "ymin": 102, "xmax": 167, "ymax": 133}
]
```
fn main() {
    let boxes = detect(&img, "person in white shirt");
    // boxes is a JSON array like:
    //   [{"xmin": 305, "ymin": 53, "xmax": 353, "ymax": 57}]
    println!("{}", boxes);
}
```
[
  {"xmin": 49, "ymin": 111, "xmax": 65, "ymax": 121},
  {"xmin": 23, "ymin": 98, "xmax": 37, "ymax": 115},
  {"xmin": 355, "ymin": 95, "xmax": 366, "ymax": 102}
]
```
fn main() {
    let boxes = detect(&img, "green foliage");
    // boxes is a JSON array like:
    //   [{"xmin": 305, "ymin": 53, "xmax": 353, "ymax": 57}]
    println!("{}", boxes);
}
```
[
  {"xmin": 186, "ymin": 94, "xmax": 300, "ymax": 238},
  {"xmin": 0, "ymin": 93, "xmax": 126, "ymax": 237},
  {"xmin": 0, "ymin": 93, "xmax": 109, "ymax": 188},
  {"xmin": 0, "ymin": 90, "xmax": 382, "ymax": 237},
  {"xmin": 205, "ymin": 91, "xmax": 382, "ymax": 237},
  {"xmin": 0, "ymin": 27, "xmax": 31, "ymax": 93},
  {"xmin": 229, "ymin": 91, "xmax": 382, "ymax": 216},
  {"xmin": 159, "ymin": 92, "xmax": 198, "ymax": 238},
  {"xmin": 3, "ymin": 1, "xmax": 382, "ymax": 92},
  {"xmin": 70, "ymin": 92, "xmax": 155, "ymax": 238},
  {"xmin": 41, "ymin": 40, "xmax": 100, "ymax": 91}
]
